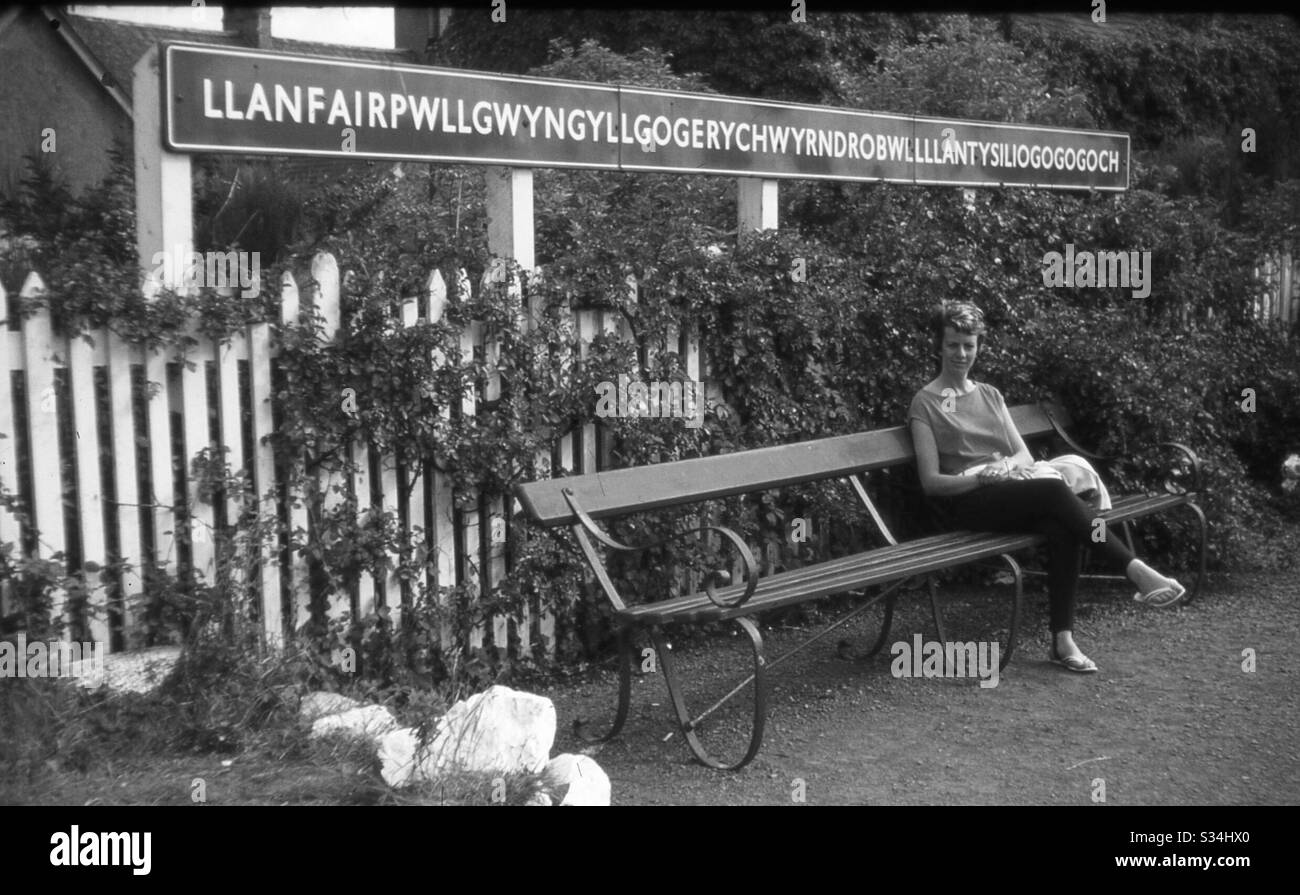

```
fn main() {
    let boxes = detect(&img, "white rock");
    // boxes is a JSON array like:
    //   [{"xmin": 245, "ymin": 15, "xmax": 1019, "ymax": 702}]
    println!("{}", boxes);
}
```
[
  {"xmin": 422, "ymin": 685, "xmax": 556, "ymax": 778},
  {"xmin": 374, "ymin": 687, "xmax": 560, "ymax": 789},
  {"xmin": 310, "ymin": 704, "xmax": 398, "ymax": 746},
  {"xmin": 300, "ymin": 691, "xmax": 362, "ymax": 722},
  {"xmin": 542, "ymin": 753, "xmax": 611, "ymax": 806},
  {"xmin": 72, "ymin": 645, "xmax": 181, "ymax": 694},
  {"xmin": 377, "ymin": 727, "xmax": 421, "ymax": 788}
]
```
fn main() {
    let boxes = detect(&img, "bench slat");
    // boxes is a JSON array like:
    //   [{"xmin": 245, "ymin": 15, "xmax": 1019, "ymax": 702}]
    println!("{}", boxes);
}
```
[
  {"xmin": 621, "ymin": 530, "xmax": 1042, "ymax": 625},
  {"xmin": 615, "ymin": 491, "xmax": 1197, "ymax": 626},
  {"xmin": 619, "ymin": 531, "xmax": 1000, "ymax": 619},
  {"xmin": 1103, "ymin": 492, "xmax": 1196, "ymax": 521},
  {"xmin": 517, "ymin": 429, "xmax": 908, "ymax": 527},
  {"xmin": 517, "ymin": 402, "xmax": 1064, "ymax": 527}
]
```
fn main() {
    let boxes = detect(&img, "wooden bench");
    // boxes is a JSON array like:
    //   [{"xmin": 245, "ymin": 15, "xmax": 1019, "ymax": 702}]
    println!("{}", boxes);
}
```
[{"xmin": 514, "ymin": 402, "xmax": 1208, "ymax": 770}]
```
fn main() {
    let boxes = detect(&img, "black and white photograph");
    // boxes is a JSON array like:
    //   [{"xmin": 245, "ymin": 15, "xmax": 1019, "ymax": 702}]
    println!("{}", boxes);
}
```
[{"xmin": 0, "ymin": 0, "xmax": 1295, "ymax": 846}]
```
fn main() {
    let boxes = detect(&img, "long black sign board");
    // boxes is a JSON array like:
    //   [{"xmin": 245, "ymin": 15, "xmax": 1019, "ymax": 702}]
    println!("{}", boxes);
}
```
[{"xmin": 163, "ymin": 43, "xmax": 1129, "ymax": 191}]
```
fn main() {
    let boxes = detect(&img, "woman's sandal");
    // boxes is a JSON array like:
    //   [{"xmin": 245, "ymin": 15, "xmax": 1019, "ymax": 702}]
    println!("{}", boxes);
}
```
[
  {"xmin": 1049, "ymin": 644, "xmax": 1099, "ymax": 674},
  {"xmin": 1133, "ymin": 580, "xmax": 1187, "ymax": 609}
]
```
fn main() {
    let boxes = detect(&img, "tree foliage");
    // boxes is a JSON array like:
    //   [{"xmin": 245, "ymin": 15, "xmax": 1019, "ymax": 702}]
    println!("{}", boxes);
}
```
[{"xmin": 2, "ymin": 23, "xmax": 1299, "ymax": 687}]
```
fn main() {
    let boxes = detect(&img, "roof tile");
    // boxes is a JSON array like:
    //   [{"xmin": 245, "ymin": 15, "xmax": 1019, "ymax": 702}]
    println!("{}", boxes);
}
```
[{"xmin": 66, "ymin": 13, "xmax": 416, "ymax": 103}]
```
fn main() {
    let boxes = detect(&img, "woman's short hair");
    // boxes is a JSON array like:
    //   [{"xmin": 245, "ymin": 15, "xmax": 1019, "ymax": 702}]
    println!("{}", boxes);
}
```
[{"xmin": 930, "ymin": 302, "xmax": 987, "ymax": 354}]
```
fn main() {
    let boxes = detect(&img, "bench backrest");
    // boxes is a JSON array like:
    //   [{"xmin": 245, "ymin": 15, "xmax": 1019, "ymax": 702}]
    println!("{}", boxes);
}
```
[{"xmin": 515, "ymin": 401, "xmax": 1070, "ymax": 527}]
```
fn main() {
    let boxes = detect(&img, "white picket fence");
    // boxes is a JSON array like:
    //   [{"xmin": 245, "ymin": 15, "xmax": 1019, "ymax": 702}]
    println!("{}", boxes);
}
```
[
  {"xmin": 9, "ymin": 242, "xmax": 1285, "ymax": 657},
  {"xmin": 0, "ymin": 253, "xmax": 701, "ymax": 657},
  {"xmin": 1254, "ymin": 251, "xmax": 1300, "ymax": 326}
]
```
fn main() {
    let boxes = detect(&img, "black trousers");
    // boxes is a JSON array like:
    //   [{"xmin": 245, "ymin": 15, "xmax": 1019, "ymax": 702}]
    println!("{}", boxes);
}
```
[{"xmin": 935, "ymin": 478, "xmax": 1136, "ymax": 633}]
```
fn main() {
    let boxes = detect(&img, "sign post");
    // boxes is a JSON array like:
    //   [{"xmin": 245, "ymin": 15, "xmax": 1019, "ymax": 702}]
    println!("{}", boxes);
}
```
[
  {"xmin": 136, "ymin": 45, "xmax": 193, "ymax": 283},
  {"xmin": 738, "ymin": 178, "xmax": 779, "ymax": 239},
  {"xmin": 134, "ymin": 45, "xmax": 191, "ymax": 587}
]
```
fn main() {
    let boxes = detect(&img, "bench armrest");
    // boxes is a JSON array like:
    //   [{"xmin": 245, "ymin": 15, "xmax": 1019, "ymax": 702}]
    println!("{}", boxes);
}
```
[
  {"xmin": 1043, "ymin": 407, "xmax": 1202, "ymax": 491},
  {"xmin": 1048, "ymin": 435, "xmax": 1202, "ymax": 493},
  {"xmin": 1155, "ymin": 441, "xmax": 1204, "ymax": 493},
  {"xmin": 1041, "ymin": 405, "xmax": 1113, "ymax": 463},
  {"xmin": 562, "ymin": 488, "xmax": 759, "ymax": 610}
]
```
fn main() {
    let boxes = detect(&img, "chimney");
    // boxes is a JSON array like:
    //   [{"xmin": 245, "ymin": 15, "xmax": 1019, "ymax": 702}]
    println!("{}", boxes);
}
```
[
  {"xmin": 394, "ymin": 7, "xmax": 453, "ymax": 64},
  {"xmin": 225, "ymin": 6, "xmax": 272, "ymax": 50}
]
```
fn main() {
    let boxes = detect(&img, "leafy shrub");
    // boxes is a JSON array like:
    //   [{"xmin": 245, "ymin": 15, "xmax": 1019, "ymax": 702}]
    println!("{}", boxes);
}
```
[{"xmin": 2, "ymin": 36, "xmax": 1298, "ymax": 700}]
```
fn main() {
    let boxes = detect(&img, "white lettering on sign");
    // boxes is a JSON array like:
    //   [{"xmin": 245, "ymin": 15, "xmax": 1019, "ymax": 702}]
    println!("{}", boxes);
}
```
[
  {"xmin": 195, "ymin": 80, "xmax": 1122, "ymax": 165},
  {"xmin": 173, "ymin": 47, "xmax": 1128, "ymax": 189}
]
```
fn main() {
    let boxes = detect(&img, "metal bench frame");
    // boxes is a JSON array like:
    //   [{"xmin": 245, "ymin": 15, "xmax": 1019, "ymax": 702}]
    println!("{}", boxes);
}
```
[{"xmin": 514, "ymin": 402, "xmax": 1208, "ymax": 770}]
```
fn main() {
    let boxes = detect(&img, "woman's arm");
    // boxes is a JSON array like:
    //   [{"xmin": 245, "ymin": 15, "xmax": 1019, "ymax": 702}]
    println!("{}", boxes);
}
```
[
  {"xmin": 1005, "ymin": 426, "xmax": 1035, "ymax": 468},
  {"xmin": 911, "ymin": 419, "xmax": 988, "ymax": 498}
]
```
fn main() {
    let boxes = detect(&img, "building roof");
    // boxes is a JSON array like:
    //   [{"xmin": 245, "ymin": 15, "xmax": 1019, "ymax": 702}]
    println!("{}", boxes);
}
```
[
  {"xmin": 16, "ymin": 9, "xmax": 421, "ymax": 179},
  {"xmin": 62, "ymin": 10, "xmax": 416, "ymax": 105}
]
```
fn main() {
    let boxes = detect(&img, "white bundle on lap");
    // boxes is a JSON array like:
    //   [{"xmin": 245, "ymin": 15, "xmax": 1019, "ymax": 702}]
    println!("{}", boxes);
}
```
[{"xmin": 961, "ymin": 453, "xmax": 1111, "ymax": 510}]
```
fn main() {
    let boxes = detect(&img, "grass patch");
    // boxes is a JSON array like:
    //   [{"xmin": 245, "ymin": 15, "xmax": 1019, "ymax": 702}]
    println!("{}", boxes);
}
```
[{"xmin": 0, "ymin": 631, "xmax": 566, "ymax": 805}]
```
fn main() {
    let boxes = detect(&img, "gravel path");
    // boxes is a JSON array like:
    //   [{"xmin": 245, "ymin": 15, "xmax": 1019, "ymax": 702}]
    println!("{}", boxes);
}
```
[{"xmin": 539, "ymin": 570, "xmax": 1299, "ymax": 805}]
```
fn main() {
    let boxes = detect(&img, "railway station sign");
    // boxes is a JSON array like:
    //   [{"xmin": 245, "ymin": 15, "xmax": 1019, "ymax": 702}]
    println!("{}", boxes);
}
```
[{"xmin": 164, "ymin": 43, "xmax": 1128, "ymax": 191}]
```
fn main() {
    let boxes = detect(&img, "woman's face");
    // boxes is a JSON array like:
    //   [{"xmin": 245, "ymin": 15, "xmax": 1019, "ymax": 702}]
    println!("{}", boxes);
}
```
[{"xmin": 940, "ymin": 326, "xmax": 980, "ymax": 377}]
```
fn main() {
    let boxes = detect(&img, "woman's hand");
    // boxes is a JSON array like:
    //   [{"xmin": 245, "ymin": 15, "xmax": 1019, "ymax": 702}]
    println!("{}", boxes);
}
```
[{"xmin": 977, "ymin": 464, "xmax": 1010, "ymax": 486}]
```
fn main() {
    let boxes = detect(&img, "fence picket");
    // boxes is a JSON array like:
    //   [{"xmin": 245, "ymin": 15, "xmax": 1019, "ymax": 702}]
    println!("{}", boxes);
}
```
[
  {"xmin": 396, "ymin": 293, "xmax": 423, "ymax": 630},
  {"xmin": 460, "ymin": 317, "xmax": 483, "ymax": 651},
  {"xmin": 310, "ymin": 254, "xmax": 360, "ymax": 622},
  {"xmin": 247, "ymin": 315, "xmax": 280, "ymax": 646},
  {"xmin": 534, "ymin": 287, "xmax": 572, "ymax": 653},
  {"xmin": 1281, "ymin": 251, "xmax": 1293, "ymax": 324},
  {"xmin": 181, "ymin": 330, "xmax": 216, "ymax": 587},
  {"xmin": 599, "ymin": 309, "xmax": 620, "ymax": 470},
  {"xmin": 103, "ymin": 331, "xmax": 143, "ymax": 648},
  {"xmin": 0, "ymin": 280, "xmax": 20, "ymax": 617},
  {"xmin": 1254, "ymin": 251, "xmax": 1300, "ymax": 326},
  {"xmin": 68, "ymin": 323, "xmax": 109, "ymax": 643},
  {"xmin": 577, "ymin": 309, "xmax": 599, "ymax": 474},
  {"xmin": 216, "ymin": 332, "xmax": 246, "ymax": 598},
  {"xmin": 683, "ymin": 322, "xmax": 703, "ymax": 594},
  {"xmin": 378, "ymin": 446, "xmax": 400, "ymax": 619},
  {"xmin": 278, "ymin": 270, "xmax": 310, "ymax": 633},
  {"xmin": 20, "ymin": 275, "xmax": 67, "ymax": 631},
  {"xmin": 480, "ymin": 267, "xmax": 509, "ymax": 652},
  {"xmin": 142, "ymin": 330, "xmax": 176, "ymax": 584},
  {"xmin": 0, "ymin": 284, "xmax": 17, "ymax": 521},
  {"xmin": 351, "ymin": 436, "xmax": 375, "ymax": 620},
  {"xmin": 428, "ymin": 270, "xmax": 456, "ymax": 651}
]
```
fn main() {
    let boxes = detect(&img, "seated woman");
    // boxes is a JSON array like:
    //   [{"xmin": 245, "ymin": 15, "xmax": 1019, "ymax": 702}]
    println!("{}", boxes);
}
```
[{"xmin": 907, "ymin": 301, "xmax": 1185, "ymax": 673}]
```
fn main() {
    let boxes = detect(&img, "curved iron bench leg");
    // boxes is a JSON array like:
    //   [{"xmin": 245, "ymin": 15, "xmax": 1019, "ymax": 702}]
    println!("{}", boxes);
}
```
[
  {"xmin": 928, "ymin": 574, "xmax": 948, "ymax": 646},
  {"xmin": 930, "ymin": 561, "xmax": 1019, "ymax": 672},
  {"xmin": 573, "ymin": 626, "xmax": 633, "ymax": 744},
  {"xmin": 998, "ymin": 553, "xmax": 1023, "ymax": 671},
  {"xmin": 864, "ymin": 587, "xmax": 899, "ymax": 658},
  {"xmin": 1181, "ymin": 500, "xmax": 1209, "ymax": 604},
  {"xmin": 655, "ymin": 619, "xmax": 768, "ymax": 771},
  {"xmin": 837, "ymin": 583, "xmax": 902, "ymax": 662}
]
